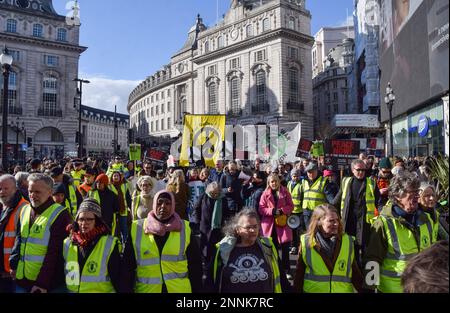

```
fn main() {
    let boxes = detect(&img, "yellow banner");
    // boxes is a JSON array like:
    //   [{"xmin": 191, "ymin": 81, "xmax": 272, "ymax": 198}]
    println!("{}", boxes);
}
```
[{"xmin": 179, "ymin": 115, "xmax": 226, "ymax": 167}]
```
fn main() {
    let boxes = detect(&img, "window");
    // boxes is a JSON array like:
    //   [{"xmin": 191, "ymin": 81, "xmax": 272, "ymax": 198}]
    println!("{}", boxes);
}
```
[
  {"xmin": 156, "ymin": 105, "xmax": 159, "ymax": 115},
  {"xmin": 262, "ymin": 18, "xmax": 270, "ymax": 32},
  {"xmin": 208, "ymin": 82, "xmax": 218, "ymax": 114},
  {"xmin": 167, "ymin": 89, "xmax": 171, "ymax": 97},
  {"xmin": 334, "ymin": 103, "xmax": 338, "ymax": 112},
  {"xmin": 289, "ymin": 68, "xmax": 299, "ymax": 104},
  {"xmin": 256, "ymin": 71, "xmax": 267, "ymax": 111},
  {"xmin": 167, "ymin": 102, "xmax": 171, "ymax": 112},
  {"xmin": 255, "ymin": 49, "xmax": 266, "ymax": 62},
  {"xmin": 230, "ymin": 57, "xmax": 240, "ymax": 69},
  {"xmin": 246, "ymin": 24, "xmax": 253, "ymax": 37},
  {"xmin": 9, "ymin": 50, "xmax": 20, "ymax": 62},
  {"xmin": 43, "ymin": 74, "xmax": 58, "ymax": 115},
  {"xmin": 230, "ymin": 77, "xmax": 240, "ymax": 114},
  {"xmin": 156, "ymin": 94, "xmax": 159, "ymax": 101},
  {"xmin": 167, "ymin": 118, "xmax": 171, "ymax": 129},
  {"xmin": 161, "ymin": 103, "xmax": 165, "ymax": 114},
  {"xmin": 161, "ymin": 91, "xmax": 165, "ymax": 99},
  {"xmin": 156, "ymin": 120, "xmax": 159, "ymax": 131},
  {"xmin": 208, "ymin": 65, "xmax": 217, "ymax": 76},
  {"xmin": 218, "ymin": 36, "xmax": 224, "ymax": 48},
  {"xmin": 288, "ymin": 17, "xmax": 295, "ymax": 30},
  {"xmin": 333, "ymin": 92, "xmax": 338, "ymax": 101},
  {"xmin": 288, "ymin": 47, "xmax": 298, "ymax": 59},
  {"xmin": 205, "ymin": 41, "xmax": 210, "ymax": 53},
  {"xmin": 44, "ymin": 55, "xmax": 59, "ymax": 67},
  {"xmin": 151, "ymin": 95, "xmax": 154, "ymax": 103},
  {"xmin": 6, "ymin": 19, "xmax": 17, "ymax": 33},
  {"xmin": 161, "ymin": 119, "xmax": 164, "ymax": 130},
  {"xmin": 57, "ymin": 28, "xmax": 67, "ymax": 41},
  {"xmin": 33, "ymin": 24, "xmax": 43, "ymax": 37},
  {"xmin": 151, "ymin": 121, "xmax": 154, "ymax": 132},
  {"xmin": 1, "ymin": 71, "xmax": 17, "ymax": 112}
]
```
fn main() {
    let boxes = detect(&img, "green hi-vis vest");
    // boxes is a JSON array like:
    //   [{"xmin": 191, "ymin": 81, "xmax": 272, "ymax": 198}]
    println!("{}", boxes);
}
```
[
  {"xmin": 65, "ymin": 184, "xmax": 78, "ymax": 218},
  {"xmin": 131, "ymin": 219, "xmax": 192, "ymax": 293},
  {"xmin": 71, "ymin": 170, "xmax": 85, "ymax": 188},
  {"xmin": 132, "ymin": 196, "xmax": 141, "ymax": 221},
  {"xmin": 341, "ymin": 177, "xmax": 376, "ymax": 224},
  {"xmin": 300, "ymin": 234, "xmax": 355, "ymax": 293},
  {"xmin": 302, "ymin": 176, "xmax": 327, "ymax": 211},
  {"xmin": 63, "ymin": 235, "xmax": 118, "ymax": 293},
  {"xmin": 423, "ymin": 209, "xmax": 440, "ymax": 243},
  {"xmin": 88, "ymin": 190, "xmax": 117, "ymax": 236},
  {"xmin": 288, "ymin": 181, "xmax": 302, "ymax": 214},
  {"xmin": 16, "ymin": 203, "xmax": 66, "ymax": 281},
  {"xmin": 108, "ymin": 184, "xmax": 129, "ymax": 217},
  {"xmin": 213, "ymin": 237, "xmax": 282, "ymax": 293},
  {"xmin": 378, "ymin": 214, "xmax": 433, "ymax": 293}
]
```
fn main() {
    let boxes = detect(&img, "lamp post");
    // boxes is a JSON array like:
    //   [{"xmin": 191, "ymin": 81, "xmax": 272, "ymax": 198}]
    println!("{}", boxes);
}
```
[
  {"xmin": 1, "ymin": 47, "xmax": 13, "ymax": 171},
  {"xmin": 384, "ymin": 82, "xmax": 395, "ymax": 157},
  {"xmin": 73, "ymin": 78, "xmax": 90, "ymax": 158},
  {"xmin": 10, "ymin": 117, "xmax": 25, "ymax": 163}
]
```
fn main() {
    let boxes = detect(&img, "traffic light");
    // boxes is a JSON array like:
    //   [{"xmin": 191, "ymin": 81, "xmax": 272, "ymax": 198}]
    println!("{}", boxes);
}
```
[{"xmin": 27, "ymin": 137, "xmax": 32, "ymax": 147}]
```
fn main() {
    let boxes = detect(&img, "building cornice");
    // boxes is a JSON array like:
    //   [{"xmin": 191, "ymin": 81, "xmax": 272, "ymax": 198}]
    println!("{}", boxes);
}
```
[
  {"xmin": 0, "ymin": 4, "xmax": 65, "ymax": 21},
  {"xmin": 193, "ymin": 28, "xmax": 314, "ymax": 65},
  {"xmin": 0, "ymin": 32, "xmax": 87, "ymax": 53}
]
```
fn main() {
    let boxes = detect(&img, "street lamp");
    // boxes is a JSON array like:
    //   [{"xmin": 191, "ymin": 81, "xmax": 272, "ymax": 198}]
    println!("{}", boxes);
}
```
[
  {"xmin": 384, "ymin": 82, "xmax": 395, "ymax": 157},
  {"xmin": 1, "ymin": 47, "xmax": 13, "ymax": 171},
  {"xmin": 10, "ymin": 117, "xmax": 25, "ymax": 164},
  {"xmin": 73, "ymin": 78, "xmax": 90, "ymax": 158}
]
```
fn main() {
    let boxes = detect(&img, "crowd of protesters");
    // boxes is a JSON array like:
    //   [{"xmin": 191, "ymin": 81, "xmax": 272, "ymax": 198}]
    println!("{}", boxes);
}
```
[{"xmin": 0, "ymin": 152, "xmax": 447, "ymax": 293}]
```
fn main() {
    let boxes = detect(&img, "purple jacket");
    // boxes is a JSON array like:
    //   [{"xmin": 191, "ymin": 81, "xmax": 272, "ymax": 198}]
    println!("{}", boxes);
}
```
[{"xmin": 258, "ymin": 186, "xmax": 294, "ymax": 244}]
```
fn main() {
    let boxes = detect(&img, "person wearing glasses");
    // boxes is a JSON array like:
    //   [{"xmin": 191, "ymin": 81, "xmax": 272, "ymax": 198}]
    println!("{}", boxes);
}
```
[
  {"xmin": 207, "ymin": 209, "xmax": 291, "ymax": 293},
  {"xmin": 332, "ymin": 159, "xmax": 381, "ymax": 268},
  {"xmin": 63, "ymin": 198, "xmax": 121, "ymax": 293},
  {"xmin": 122, "ymin": 190, "xmax": 202, "ymax": 293},
  {"xmin": 363, "ymin": 172, "xmax": 433, "ymax": 293}
]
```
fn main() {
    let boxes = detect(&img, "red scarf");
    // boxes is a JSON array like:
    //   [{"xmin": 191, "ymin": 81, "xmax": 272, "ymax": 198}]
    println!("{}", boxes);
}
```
[{"xmin": 67, "ymin": 224, "xmax": 109, "ymax": 248}]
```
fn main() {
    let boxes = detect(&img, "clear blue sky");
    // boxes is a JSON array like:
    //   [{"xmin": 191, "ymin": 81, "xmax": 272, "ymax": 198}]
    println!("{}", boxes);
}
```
[{"xmin": 53, "ymin": 0, "xmax": 354, "ymax": 81}]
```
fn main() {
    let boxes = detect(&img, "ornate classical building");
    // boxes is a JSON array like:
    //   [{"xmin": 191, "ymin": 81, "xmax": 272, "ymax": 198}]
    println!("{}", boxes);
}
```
[
  {"xmin": 128, "ymin": 0, "xmax": 314, "ymax": 148},
  {"xmin": 0, "ymin": 0, "xmax": 86, "ymax": 161}
]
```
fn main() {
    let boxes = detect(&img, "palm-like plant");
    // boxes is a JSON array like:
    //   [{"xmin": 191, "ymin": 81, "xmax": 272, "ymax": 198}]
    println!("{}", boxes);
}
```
[{"xmin": 428, "ymin": 156, "xmax": 449, "ymax": 212}]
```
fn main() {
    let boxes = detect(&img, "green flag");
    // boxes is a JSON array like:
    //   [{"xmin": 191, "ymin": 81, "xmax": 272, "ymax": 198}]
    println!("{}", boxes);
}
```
[{"xmin": 129, "ymin": 144, "xmax": 141, "ymax": 161}]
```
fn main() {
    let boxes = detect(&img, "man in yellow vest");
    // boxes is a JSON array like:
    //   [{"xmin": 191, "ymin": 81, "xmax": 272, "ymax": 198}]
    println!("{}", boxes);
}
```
[
  {"xmin": 9, "ymin": 173, "xmax": 72, "ymax": 293},
  {"xmin": 363, "ymin": 172, "xmax": 433, "ymax": 293},
  {"xmin": 299, "ymin": 162, "xmax": 337, "ymax": 231},
  {"xmin": 0, "ymin": 175, "xmax": 29, "ymax": 293},
  {"xmin": 332, "ymin": 159, "xmax": 380, "ymax": 267},
  {"xmin": 49, "ymin": 166, "xmax": 83, "ymax": 219},
  {"xmin": 121, "ymin": 190, "xmax": 203, "ymax": 293}
]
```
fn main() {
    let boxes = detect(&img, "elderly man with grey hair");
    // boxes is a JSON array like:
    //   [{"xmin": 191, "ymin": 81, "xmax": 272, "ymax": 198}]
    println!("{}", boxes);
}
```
[
  {"xmin": 0, "ymin": 175, "xmax": 29, "ymax": 292},
  {"xmin": 363, "ymin": 171, "xmax": 434, "ymax": 293},
  {"xmin": 14, "ymin": 172, "xmax": 30, "ymax": 202},
  {"xmin": 9, "ymin": 173, "xmax": 72, "ymax": 293}
]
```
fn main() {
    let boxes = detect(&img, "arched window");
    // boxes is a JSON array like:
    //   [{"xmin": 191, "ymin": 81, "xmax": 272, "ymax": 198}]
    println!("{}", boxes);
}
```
[
  {"xmin": 218, "ymin": 36, "xmax": 224, "ymax": 48},
  {"xmin": 1, "ymin": 71, "xmax": 18, "ymax": 113},
  {"xmin": 262, "ymin": 18, "xmax": 270, "ymax": 32},
  {"xmin": 33, "ymin": 24, "xmax": 43, "ymax": 37},
  {"xmin": 230, "ymin": 77, "xmax": 240, "ymax": 115},
  {"xmin": 246, "ymin": 24, "xmax": 253, "ymax": 37},
  {"xmin": 57, "ymin": 28, "xmax": 67, "ymax": 41},
  {"xmin": 205, "ymin": 41, "xmax": 210, "ymax": 53},
  {"xmin": 288, "ymin": 17, "xmax": 295, "ymax": 30},
  {"xmin": 256, "ymin": 71, "xmax": 267, "ymax": 112},
  {"xmin": 6, "ymin": 19, "xmax": 17, "ymax": 33},
  {"xmin": 42, "ymin": 74, "xmax": 58, "ymax": 116},
  {"xmin": 208, "ymin": 82, "xmax": 218, "ymax": 114},
  {"xmin": 289, "ymin": 68, "xmax": 299, "ymax": 104}
]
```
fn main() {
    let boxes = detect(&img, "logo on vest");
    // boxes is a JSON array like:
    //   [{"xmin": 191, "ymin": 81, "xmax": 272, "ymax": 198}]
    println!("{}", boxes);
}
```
[
  {"xmin": 422, "ymin": 236, "xmax": 429, "ymax": 247},
  {"xmin": 33, "ymin": 225, "xmax": 43, "ymax": 234},
  {"xmin": 87, "ymin": 261, "xmax": 98, "ymax": 273},
  {"xmin": 338, "ymin": 260, "xmax": 346, "ymax": 272}
]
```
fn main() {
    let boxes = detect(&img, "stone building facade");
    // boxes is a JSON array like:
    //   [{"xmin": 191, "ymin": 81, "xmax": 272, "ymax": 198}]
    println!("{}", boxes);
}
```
[
  {"xmin": 0, "ymin": 0, "xmax": 86, "ymax": 162},
  {"xmin": 128, "ymin": 0, "xmax": 315, "ymax": 148}
]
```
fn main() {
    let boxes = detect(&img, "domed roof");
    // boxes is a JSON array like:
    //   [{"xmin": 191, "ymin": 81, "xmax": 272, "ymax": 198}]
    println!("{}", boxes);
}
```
[{"xmin": 0, "ymin": 0, "xmax": 59, "ymax": 16}]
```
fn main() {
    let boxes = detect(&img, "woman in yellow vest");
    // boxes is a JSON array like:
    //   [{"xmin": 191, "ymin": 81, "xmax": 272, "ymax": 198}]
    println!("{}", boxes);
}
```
[
  {"xmin": 294, "ymin": 204, "xmax": 363, "ymax": 293},
  {"xmin": 122, "ymin": 191, "xmax": 203, "ymax": 293},
  {"xmin": 208, "ymin": 208, "xmax": 289, "ymax": 293},
  {"xmin": 418, "ymin": 183, "xmax": 446, "ymax": 242},
  {"xmin": 63, "ymin": 198, "xmax": 121, "ymax": 293}
]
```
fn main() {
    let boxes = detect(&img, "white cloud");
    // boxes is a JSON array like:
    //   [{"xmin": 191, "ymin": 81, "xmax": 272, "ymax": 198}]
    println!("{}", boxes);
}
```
[{"xmin": 80, "ymin": 74, "xmax": 140, "ymax": 115}]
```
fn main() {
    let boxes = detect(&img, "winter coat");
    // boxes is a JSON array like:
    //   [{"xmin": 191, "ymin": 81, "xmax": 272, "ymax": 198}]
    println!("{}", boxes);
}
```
[
  {"xmin": 259, "ymin": 186, "xmax": 294, "ymax": 244},
  {"xmin": 219, "ymin": 171, "xmax": 243, "ymax": 220}
]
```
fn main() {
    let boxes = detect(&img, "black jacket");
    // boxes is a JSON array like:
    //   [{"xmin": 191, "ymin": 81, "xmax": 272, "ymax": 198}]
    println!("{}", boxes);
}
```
[{"xmin": 219, "ymin": 171, "xmax": 243, "ymax": 219}]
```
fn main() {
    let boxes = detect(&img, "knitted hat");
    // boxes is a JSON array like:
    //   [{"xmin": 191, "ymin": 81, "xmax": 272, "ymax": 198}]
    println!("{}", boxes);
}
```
[
  {"xmin": 95, "ymin": 173, "xmax": 109, "ymax": 185},
  {"xmin": 76, "ymin": 198, "xmax": 102, "ymax": 219},
  {"xmin": 379, "ymin": 157, "xmax": 392, "ymax": 169},
  {"xmin": 323, "ymin": 170, "xmax": 334, "ymax": 177}
]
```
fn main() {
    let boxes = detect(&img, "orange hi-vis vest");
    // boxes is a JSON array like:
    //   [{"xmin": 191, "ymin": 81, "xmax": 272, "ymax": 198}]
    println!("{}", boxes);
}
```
[{"xmin": 3, "ymin": 197, "xmax": 29, "ymax": 273}]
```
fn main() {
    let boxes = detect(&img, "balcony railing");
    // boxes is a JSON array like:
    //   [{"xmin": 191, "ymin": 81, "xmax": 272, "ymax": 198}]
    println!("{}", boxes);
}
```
[
  {"xmin": 38, "ymin": 108, "xmax": 63, "ymax": 117},
  {"xmin": 0, "ymin": 106, "xmax": 23, "ymax": 115},
  {"xmin": 252, "ymin": 102, "xmax": 270, "ymax": 114},
  {"xmin": 227, "ymin": 108, "xmax": 243, "ymax": 117},
  {"xmin": 286, "ymin": 100, "xmax": 304, "ymax": 112}
]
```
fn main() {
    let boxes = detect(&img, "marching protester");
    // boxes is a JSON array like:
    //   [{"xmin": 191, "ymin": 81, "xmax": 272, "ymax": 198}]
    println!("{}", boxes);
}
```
[
  {"xmin": 293, "ymin": 204, "xmax": 363, "ymax": 293},
  {"xmin": 78, "ymin": 167, "xmax": 97, "ymax": 198},
  {"xmin": 220, "ymin": 161, "xmax": 244, "ymax": 222},
  {"xmin": 9, "ymin": 173, "xmax": 72, "ymax": 293},
  {"xmin": 166, "ymin": 169, "xmax": 190, "ymax": 221},
  {"xmin": 63, "ymin": 198, "xmax": 121, "ymax": 293},
  {"xmin": 286, "ymin": 168, "xmax": 303, "ymax": 255},
  {"xmin": 49, "ymin": 166, "xmax": 83, "ymax": 219},
  {"xmin": 377, "ymin": 158, "xmax": 393, "ymax": 208},
  {"xmin": 14, "ymin": 172, "xmax": 30, "ymax": 202},
  {"xmin": 418, "ymin": 182, "xmax": 447, "ymax": 241},
  {"xmin": 0, "ymin": 175, "xmax": 29, "ymax": 292},
  {"xmin": 70, "ymin": 160, "xmax": 86, "ymax": 188},
  {"xmin": 131, "ymin": 176, "xmax": 157, "ymax": 221},
  {"xmin": 109, "ymin": 171, "xmax": 132, "ymax": 243},
  {"xmin": 207, "ymin": 209, "xmax": 291, "ymax": 293},
  {"xmin": 122, "ymin": 190, "xmax": 202, "ymax": 293}
]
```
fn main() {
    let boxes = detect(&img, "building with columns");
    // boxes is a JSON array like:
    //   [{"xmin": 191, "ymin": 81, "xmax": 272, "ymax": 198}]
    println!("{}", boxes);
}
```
[
  {"xmin": 0, "ymin": 0, "xmax": 86, "ymax": 163},
  {"xmin": 128, "ymin": 0, "xmax": 314, "ymax": 149}
]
